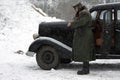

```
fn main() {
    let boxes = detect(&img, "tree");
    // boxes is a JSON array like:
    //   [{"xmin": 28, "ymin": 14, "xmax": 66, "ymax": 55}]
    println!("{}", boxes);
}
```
[
  {"xmin": 31, "ymin": 0, "xmax": 119, "ymax": 20},
  {"xmin": 103, "ymin": 0, "xmax": 118, "ymax": 3}
]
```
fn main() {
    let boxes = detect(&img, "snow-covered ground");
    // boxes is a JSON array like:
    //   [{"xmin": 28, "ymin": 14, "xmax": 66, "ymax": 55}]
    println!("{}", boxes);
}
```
[{"xmin": 0, "ymin": 0, "xmax": 120, "ymax": 80}]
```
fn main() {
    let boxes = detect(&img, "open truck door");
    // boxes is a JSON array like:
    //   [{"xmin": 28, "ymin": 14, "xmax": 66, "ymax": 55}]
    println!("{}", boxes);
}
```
[{"xmin": 101, "ymin": 10, "xmax": 113, "ymax": 57}]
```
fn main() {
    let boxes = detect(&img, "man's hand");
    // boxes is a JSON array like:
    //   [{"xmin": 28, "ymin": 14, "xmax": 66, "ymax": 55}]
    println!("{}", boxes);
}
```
[{"xmin": 67, "ymin": 22, "xmax": 71, "ymax": 27}]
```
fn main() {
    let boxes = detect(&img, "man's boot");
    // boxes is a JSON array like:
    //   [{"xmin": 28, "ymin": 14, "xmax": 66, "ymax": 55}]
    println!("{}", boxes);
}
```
[{"xmin": 77, "ymin": 61, "xmax": 89, "ymax": 75}]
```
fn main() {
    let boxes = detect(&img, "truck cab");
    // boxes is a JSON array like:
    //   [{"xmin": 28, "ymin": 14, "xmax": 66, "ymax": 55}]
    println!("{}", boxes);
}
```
[
  {"xmin": 90, "ymin": 3, "xmax": 120, "ymax": 58},
  {"xmin": 26, "ymin": 3, "xmax": 120, "ymax": 70}
]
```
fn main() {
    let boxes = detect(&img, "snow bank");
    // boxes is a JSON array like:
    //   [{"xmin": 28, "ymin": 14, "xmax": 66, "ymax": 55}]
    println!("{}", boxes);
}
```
[{"xmin": 0, "ymin": 0, "xmax": 62, "ymax": 54}]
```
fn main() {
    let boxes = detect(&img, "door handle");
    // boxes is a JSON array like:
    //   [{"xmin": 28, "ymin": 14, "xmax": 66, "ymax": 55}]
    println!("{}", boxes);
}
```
[{"xmin": 115, "ymin": 29, "xmax": 120, "ymax": 32}]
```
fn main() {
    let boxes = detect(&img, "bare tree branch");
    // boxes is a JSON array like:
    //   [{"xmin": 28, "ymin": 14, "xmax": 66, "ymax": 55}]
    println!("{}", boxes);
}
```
[{"xmin": 31, "ymin": 5, "xmax": 48, "ymax": 17}]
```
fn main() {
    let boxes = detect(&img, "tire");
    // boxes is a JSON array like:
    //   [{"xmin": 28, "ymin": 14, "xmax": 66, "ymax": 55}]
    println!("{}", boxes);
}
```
[{"xmin": 36, "ymin": 45, "xmax": 59, "ymax": 70}]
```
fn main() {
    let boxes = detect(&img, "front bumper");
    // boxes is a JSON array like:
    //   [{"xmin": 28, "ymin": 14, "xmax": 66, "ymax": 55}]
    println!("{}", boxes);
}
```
[{"xmin": 26, "ymin": 51, "xmax": 35, "ymax": 57}]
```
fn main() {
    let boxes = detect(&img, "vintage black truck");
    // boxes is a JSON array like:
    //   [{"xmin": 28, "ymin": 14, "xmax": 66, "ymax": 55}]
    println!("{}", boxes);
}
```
[{"xmin": 26, "ymin": 2, "xmax": 120, "ymax": 70}]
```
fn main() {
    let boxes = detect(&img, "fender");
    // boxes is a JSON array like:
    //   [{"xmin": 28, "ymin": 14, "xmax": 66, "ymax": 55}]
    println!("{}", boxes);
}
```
[{"xmin": 26, "ymin": 37, "xmax": 72, "ymax": 59}]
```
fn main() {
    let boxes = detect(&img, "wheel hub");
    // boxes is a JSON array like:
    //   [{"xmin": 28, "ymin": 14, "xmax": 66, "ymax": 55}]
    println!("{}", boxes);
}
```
[{"xmin": 42, "ymin": 51, "xmax": 54, "ymax": 64}]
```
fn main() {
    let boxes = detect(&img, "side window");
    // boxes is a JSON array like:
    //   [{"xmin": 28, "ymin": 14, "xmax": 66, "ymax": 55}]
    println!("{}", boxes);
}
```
[
  {"xmin": 117, "ymin": 10, "xmax": 120, "ymax": 21},
  {"xmin": 104, "ymin": 11, "xmax": 112, "ymax": 24},
  {"xmin": 100, "ymin": 10, "xmax": 113, "ymax": 21},
  {"xmin": 91, "ymin": 11, "xmax": 97, "ymax": 20},
  {"xmin": 100, "ymin": 10, "xmax": 107, "ymax": 20}
]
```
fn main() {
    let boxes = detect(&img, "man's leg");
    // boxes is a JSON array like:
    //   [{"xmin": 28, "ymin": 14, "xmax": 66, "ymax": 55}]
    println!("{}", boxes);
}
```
[{"xmin": 77, "ymin": 61, "xmax": 89, "ymax": 75}]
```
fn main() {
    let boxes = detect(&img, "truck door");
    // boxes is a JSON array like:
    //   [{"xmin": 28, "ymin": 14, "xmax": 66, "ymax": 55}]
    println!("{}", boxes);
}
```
[
  {"xmin": 115, "ymin": 10, "xmax": 120, "ymax": 53},
  {"xmin": 101, "ymin": 10, "xmax": 113, "ymax": 55}
]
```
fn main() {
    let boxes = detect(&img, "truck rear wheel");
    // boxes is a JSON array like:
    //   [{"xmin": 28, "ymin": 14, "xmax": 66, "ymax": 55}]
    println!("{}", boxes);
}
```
[{"xmin": 36, "ymin": 46, "xmax": 59, "ymax": 70}]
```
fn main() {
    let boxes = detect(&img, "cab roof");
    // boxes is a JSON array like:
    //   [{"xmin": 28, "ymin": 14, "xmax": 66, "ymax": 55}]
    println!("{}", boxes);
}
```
[{"xmin": 90, "ymin": 2, "xmax": 120, "ymax": 12}]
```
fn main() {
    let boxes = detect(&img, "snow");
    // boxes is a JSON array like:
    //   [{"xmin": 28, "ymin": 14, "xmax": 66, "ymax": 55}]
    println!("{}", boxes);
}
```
[{"xmin": 0, "ymin": 0, "xmax": 120, "ymax": 80}]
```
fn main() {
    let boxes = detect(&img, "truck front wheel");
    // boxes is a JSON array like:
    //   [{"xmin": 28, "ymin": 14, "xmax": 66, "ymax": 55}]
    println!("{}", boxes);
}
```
[{"xmin": 36, "ymin": 46, "xmax": 59, "ymax": 70}]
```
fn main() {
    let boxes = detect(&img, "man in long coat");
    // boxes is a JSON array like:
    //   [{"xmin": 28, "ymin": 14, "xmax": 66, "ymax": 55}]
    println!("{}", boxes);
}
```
[{"xmin": 67, "ymin": 2, "xmax": 94, "ymax": 74}]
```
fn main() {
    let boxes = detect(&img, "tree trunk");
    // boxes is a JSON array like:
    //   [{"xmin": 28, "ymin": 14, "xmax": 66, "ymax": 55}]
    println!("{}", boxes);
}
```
[
  {"xmin": 104, "ymin": 0, "xmax": 111, "ymax": 3},
  {"xmin": 106, "ymin": 0, "xmax": 110, "ymax": 3}
]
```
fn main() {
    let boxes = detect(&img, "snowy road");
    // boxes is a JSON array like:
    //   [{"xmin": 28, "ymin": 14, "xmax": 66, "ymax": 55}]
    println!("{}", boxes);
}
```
[
  {"xmin": 0, "ymin": 0, "xmax": 120, "ymax": 80},
  {"xmin": 1, "ymin": 52, "xmax": 120, "ymax": 80}
]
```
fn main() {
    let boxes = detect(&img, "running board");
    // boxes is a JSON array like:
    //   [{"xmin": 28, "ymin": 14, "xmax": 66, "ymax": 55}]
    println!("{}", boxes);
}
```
[{"xmin": 96, "ymin": 54, "xmax": 120, "ymax": 59}]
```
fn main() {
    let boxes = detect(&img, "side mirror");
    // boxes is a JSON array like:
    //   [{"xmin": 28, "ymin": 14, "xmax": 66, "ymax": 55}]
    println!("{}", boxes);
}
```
[{"xmin": 103, "ymin": 11, "xmax": 112, "ymax": 25}]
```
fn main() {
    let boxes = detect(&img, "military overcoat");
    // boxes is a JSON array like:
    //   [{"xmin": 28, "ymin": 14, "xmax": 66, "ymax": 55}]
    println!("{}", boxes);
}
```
[{"xmin": 71, "ymin": 8, "xmax": 94, "ymax": 62}]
